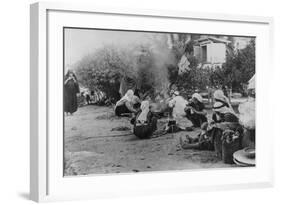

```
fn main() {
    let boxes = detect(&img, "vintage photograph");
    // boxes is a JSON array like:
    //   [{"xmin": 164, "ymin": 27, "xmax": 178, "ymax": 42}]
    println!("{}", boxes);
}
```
[{"xmin": 63, "ymin": 28, "xmax": 256, "ymax": 176}]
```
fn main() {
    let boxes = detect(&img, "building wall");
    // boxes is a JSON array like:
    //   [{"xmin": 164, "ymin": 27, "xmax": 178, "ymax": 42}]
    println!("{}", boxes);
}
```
[{"xmin": 207, "ymin": 43, "xmax": 226, "ymax": 63}]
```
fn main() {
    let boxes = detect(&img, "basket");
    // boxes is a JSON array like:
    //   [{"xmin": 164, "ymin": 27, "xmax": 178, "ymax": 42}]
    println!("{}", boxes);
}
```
[{"xmin": 221, "ymin": 130, "xmax": 242, "ymax": 164}]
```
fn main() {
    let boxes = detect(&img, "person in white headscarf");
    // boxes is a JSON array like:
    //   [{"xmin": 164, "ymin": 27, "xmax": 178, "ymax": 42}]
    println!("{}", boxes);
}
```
[
  {"xmin": 212, "ymin": 101, "xmax": 238, "ymax": 124},
  {"xmin": 213, "ymin": 89, "xmax": 234, "ymax": 113},
  {"xmin": 133, "ymin": 101, "xmax": 157, "ymax": 139},
  {"xmin": 184, "ymin": 93, "xmax": 207, "ymax": 128},
  {"xmin": 168, "ymin": 91, "xmax": 188, "ymax": 119},
  {"xmin": 115, "ymin": 89, "xmax": 140, "ymax": 116}
]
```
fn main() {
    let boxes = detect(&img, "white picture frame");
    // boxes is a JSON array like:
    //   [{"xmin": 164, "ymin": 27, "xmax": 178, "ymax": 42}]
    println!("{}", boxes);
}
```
[{"xmin": 30, "ymin": 2, "xmax": 274, "ymax": 202}]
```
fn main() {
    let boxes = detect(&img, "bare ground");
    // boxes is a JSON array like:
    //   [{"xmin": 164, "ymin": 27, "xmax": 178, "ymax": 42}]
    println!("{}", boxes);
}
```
[{"xmin": 64, "ymin": 105, "xmax": 235, "ymax": 176}]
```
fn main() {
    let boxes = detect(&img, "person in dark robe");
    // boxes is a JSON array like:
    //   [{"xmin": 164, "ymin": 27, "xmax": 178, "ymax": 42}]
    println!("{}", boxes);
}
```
[{"xmin": 64, "ymin": 71, "xmax": 80, "ymax": 115}]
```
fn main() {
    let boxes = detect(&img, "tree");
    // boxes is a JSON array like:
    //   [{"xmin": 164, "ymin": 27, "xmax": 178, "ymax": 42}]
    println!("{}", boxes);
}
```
[
  {"xmin": 75, "ymin": 45, "xmax": 137, "ymax": 102},
  {"xmin": 221, "ymin": 39, "xmax": 255, "ymax": 92}
]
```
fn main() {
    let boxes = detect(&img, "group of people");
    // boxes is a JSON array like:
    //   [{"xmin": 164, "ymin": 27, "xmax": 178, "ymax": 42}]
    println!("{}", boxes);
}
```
[
  {"xmin": 114, "ymin": 87, "xmax": 255, "ymax": 156},
  {"xmin": 114, "ymin": 89, "xmax": 157, "ymax": 139},
  {"xmin": 64, "ymin": 69, "xmax": 255, "ymax": 156}
]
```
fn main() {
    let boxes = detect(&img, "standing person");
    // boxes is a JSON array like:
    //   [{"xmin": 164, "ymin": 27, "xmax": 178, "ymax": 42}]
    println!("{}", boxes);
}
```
[
  {"xmin": 85, "ymin": 93, "xmax": 91, "ymax": 105},
  {"xmin": 133, "ymin": 101, "xmax": 157, "ymax": 139},
  {"xmin": 64, "ymin": 71, "xmax": 80, "ymax": 115},
  {"xmin": 185, "ymin": 93, "xmax": 207, "ymax": 128},
  {"xmin": 114, "ymin": 89, "xmax": 139, "ymax": 116}
]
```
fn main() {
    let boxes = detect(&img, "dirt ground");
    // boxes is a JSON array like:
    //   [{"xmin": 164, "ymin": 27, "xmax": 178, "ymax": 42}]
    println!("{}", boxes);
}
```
[{"xmin": 64, "ymin": 105, "xmax": 236, "ymax": 176}]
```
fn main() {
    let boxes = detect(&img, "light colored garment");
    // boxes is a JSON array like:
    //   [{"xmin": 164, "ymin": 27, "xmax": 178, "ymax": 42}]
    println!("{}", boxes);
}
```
[
  {"xmin": 169, "ymin": 95, "xmax": 188, "ymax": 119},
  {"xmin": 137, "ymin": 101, "xmax": 150, "ymax": 123},
  {"xmin": 132, "ymin": 95, "xmax": 141, "ymax": 105},
  {"xmin": 213, "ymin": 102, "xmax": 234, "ymax": 114},
  {"xmin": 115, "ymin": 89, "xmax": 134, "ymax": 107},
  {"xmin": 178, "ymin": 55, "xmax": 190, "ymax": 74},
  {"xmin": 213, "ymin": 89, "xmax": 228, "ymax": 102},
  {"xmin": 192, "ymin": 93, "xmax": 203, "ymax": 103},
  {"xmin": 238, "ymin": 97, "xmax": 255, "ymax": 129},
  {"xmin": 213, "ymin": 89, "xmax": 234, "ymax": 112},
  {"xmin": 248, "ymin": 75, "xmax": 255, "ymax": 90}
]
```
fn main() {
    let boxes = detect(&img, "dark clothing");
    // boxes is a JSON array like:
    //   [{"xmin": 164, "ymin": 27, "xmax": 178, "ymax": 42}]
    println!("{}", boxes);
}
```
[
  {"xmin": 115, "ymin": 104, "xmax": 132, "ymax": 116},
  {"xmin": 86, "ymin": 94, "xmax": 91, "ymax": 104},
  {"xmin": 214, "ymin": 98, "xmax": 230, "ymax": 108},
  {"xmin": 212, "ymin": 112, "xmax": 239, "ymax": 123},
  {"xmin": 185, "ymin": 101, "xmax": 207, "ymax": 127},
  {"xmin": 64, "ymin": 79, "xmax": 79, "ymax": 114},
  {"xmin": 133, "ymin": 112, "xmax": 157, "ymax": 139}
]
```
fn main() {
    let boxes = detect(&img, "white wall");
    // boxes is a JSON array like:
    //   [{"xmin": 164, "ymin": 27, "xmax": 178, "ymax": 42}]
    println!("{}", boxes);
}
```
[
  {"xmin": 0, "ymin": 0, "xmax": 280, "ymax": 205},
  {"xmin": 208, "ymin": 43, "xmax": 226, "ymax": 63}
]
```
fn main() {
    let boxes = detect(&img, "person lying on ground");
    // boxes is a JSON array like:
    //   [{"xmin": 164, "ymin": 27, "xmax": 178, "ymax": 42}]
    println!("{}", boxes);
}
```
[
  {"xmin": 184, "ymin": 93, "xmax": 207, "ymax": 128},
  {"xmin": 115, "ymin": 89, "xmax": 140, "ymax": 116},
  {"xmin": 180, "ymin": 122, "xmax": 214, "ymax": 150},
  {"xmin": 132, "ymin": 101, "xmax": 158, "ymax": 139}
]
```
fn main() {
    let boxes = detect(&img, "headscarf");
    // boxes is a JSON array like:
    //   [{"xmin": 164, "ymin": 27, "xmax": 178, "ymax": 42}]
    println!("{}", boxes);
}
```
[
  {"xmin": 136, "ymin": 101, "xmax": 150, "ymax": 123},
  {"xmin": 173, "ymin": 91, "xmax": 180, "ymax": 96},
  {"xmin": 213, "ymin": 90, "xmax": 228, "ymax": 104},
  {"xmin": 115, "ymin": 89, "xmax": 134, "ymax": 107},
  {"xmin": 192, "ymin": 93, "xmax": 203, "ymax": 103},
  {"xmin": 213, "ymin": 89, "xmax": 234, "ymax": 112}
]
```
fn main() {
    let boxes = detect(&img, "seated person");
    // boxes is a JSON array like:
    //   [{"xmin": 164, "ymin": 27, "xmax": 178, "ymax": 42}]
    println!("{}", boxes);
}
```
[
  {"xmin": 213, "ymin": 89, "xmax": 234, "ymax": 112},
  {"xmin": 133, "ymin": 101, "xmax": 157, "ymax": 139},
  {"xmin": 210, "ymin": 101, "xmax": 242, "ymax": 158},
  {"xmin": 168, "ymin": 91, "xmax": 188, "ymax": 130},
  {"xmin": 115, "ymin": 89, "xmax": 140, "ymax": 116},
  {"xmin": 212, "ymin": 101, "xmax": 239, "ymax": 125},
  {"xmin": 184, "ymin": 93, "xmax": 207, "ymax": 128},
  {"xmin": 168, "ymin": 91, "xmax": 188, "ymax": 118}
]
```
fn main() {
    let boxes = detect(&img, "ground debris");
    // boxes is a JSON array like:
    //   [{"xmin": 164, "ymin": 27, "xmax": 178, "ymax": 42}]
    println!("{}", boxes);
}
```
[{"xmin": 111, "ymin": 126, "xmax": 131, "ymax": 131}]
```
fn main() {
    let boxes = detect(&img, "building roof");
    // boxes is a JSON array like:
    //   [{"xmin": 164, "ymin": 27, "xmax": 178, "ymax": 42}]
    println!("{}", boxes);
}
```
[{"xmin": 194, "ymin": 36, "xmax": 231, "ymax": 46}]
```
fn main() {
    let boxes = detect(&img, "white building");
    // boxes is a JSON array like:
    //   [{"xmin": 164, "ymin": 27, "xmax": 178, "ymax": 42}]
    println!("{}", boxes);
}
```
[{"xmin": 193, "ymin": 36, "xmax": 231, "ymax": 68}]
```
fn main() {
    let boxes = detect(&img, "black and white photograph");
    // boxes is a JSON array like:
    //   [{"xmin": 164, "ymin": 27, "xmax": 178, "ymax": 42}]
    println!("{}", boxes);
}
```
[{"xmin": 63, "ymin": 28, "xmax": 256, "ymax": 176}]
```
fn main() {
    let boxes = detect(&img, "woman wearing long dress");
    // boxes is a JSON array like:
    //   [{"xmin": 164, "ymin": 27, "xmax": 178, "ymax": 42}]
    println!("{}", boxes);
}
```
[{"xmin": 64, "ymin": 71, "xmax": 80, "ymax": 115}]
